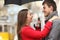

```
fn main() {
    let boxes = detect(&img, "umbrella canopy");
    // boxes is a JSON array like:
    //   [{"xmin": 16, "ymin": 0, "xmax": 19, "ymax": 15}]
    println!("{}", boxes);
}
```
[{"xmin": 5, "ymin": 0, "xmax": 43, "ymax": 5}]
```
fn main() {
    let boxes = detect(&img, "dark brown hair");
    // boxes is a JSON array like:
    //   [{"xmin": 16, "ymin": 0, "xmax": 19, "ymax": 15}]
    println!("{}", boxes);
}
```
[
  {"xmin": 17, "ymin": 9, "xmax": 28, "ymax": 40},
  {"xmin": 42, "ymin": 0, "xmax": 57, "ymax": 11}
]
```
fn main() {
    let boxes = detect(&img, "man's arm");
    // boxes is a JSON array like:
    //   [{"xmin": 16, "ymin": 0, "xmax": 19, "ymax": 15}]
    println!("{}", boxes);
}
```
[{"xmin": 48, "ymin": 19, "xmax": 60, "ymax": 40}]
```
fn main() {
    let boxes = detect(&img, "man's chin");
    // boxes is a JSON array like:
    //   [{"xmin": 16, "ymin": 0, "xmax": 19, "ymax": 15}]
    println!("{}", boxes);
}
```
[{"xmin": 44, "ymin": 15, "xmax": 48, "ymax": 17}]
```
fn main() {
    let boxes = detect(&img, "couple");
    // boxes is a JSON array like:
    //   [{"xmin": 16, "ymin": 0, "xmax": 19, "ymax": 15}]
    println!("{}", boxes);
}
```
[{"xmin": 16, "ymin": 0, "xmax": 60, "ymax": 40}]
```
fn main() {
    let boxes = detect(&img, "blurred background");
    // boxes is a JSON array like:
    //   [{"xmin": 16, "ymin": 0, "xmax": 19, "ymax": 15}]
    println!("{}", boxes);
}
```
[{"xmin": 0, "ymin": 0, "xmax": 60, "ymax": 40}]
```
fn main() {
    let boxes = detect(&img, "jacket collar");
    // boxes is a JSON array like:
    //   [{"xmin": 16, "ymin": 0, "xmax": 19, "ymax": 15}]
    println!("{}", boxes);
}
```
[{"xmin": 46, "ymin": 11, "xmax": 58, "ymax": 21}]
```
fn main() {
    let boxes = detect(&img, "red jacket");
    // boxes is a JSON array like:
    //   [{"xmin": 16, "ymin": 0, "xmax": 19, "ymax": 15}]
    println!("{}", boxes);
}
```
[{"xmin": 20, "ymin": 21, "xmax": 52, "ymax": 40}]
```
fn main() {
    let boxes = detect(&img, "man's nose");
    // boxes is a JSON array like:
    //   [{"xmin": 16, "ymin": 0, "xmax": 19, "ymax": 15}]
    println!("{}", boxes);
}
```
[{"xmin": 42, "ymin": 10, "xmax": 44, "ymax": 12}]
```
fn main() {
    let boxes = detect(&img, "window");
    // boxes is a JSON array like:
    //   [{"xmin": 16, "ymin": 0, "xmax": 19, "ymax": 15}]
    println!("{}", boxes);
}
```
[
  {"xmin": 12, "ymin": 26, "xmax": 15, "ymax": 34},
  {"xmin": 4, "ymin": 25, "xmax": 8, "ymax": 32},
  {"xmin": 0, "ymin": 25, "xmax": 2, "ymax": 32}
]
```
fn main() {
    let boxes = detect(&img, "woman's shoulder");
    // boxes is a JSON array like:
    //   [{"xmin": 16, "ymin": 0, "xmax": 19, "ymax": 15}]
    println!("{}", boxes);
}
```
[
  {"xmin": 21, "ymin": 25, "xmax": 33, "ymax": 32},
  {"xmin": 21, "ymin": 25, "xmax": 31, "ymax": 30}
]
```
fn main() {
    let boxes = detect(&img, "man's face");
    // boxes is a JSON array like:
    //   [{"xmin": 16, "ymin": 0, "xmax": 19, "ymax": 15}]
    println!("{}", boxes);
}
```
[{"xmin": 43, "ymin": 4, "xmax": 51, "ymax": 17}]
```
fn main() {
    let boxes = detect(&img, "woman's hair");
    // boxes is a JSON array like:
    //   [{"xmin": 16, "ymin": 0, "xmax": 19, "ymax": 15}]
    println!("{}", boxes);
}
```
[{"xmin": 17, "ymin": 9, "xmax": 28, "ymax": 40}]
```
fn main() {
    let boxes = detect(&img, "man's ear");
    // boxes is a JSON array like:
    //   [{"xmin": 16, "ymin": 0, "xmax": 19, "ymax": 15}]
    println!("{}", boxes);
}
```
[{"xmin": 50, "ymin": 6, "xmax": 53, "ymax": 11}]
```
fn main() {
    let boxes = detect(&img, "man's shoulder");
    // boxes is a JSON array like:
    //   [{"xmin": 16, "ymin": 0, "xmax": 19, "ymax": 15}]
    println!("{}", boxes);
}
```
[
  {"xmin": 53, "ymin": 19, "xmax": 60, "ymax": 23},
  {"xmin": 52, "ymin": 19, "xmax": 60, "ymax": 28}
]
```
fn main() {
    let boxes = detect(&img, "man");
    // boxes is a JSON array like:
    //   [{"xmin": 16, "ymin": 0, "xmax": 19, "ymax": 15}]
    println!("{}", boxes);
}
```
[{"xmin": 42, "ymin": 0, "xmax": 60, "ymax": 40}]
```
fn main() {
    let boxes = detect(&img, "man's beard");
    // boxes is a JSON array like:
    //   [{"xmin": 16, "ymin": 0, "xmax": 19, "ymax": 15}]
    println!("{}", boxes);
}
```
[{"xmin": 45, "ymin": 13, "xmax": 50, "ymax": 17}]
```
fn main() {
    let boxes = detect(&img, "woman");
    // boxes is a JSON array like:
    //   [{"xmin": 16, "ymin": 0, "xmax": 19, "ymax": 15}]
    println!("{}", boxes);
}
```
[{"xmin": 17, "ymin": 9, "xmax": 58, "ymax": 40}]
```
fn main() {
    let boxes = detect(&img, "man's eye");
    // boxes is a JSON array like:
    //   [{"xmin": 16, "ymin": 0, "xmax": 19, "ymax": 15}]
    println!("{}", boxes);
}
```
[{"xmin": 43, "ymin": 7, "xmax": 45, "ymax": 9}]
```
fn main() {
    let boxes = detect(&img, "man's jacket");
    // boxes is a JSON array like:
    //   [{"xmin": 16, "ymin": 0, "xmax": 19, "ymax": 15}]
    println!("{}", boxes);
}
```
[{"xmin": 45, "ymin": 11, "xmax": 60, "ymax": 40}]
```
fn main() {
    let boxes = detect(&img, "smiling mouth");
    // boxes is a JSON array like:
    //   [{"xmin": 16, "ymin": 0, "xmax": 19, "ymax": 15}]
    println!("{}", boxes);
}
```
[{"xmin": 31, "ymin": 17, "xmax": 32, "ymax": 19}]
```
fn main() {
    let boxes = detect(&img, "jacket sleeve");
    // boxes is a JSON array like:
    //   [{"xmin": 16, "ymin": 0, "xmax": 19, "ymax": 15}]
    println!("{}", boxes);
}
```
[{"xmin": 22, "ymin": 21, "xmax": 52, "ymax": 39}]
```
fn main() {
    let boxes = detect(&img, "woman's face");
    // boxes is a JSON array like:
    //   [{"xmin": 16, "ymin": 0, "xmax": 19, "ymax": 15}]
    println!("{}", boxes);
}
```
[{"xmin": 26, "ymin": 11, "xmax": 33, "ymax": 24}]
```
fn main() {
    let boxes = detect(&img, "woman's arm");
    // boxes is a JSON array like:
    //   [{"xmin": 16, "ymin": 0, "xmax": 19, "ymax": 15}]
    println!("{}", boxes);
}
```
[{"xmin": 22, "ymin": 21, "xmax": 52, "ymax": 39}]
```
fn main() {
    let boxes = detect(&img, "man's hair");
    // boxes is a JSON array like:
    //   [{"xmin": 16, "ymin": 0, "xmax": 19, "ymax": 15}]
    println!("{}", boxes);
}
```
[{"xmin": 42, "ymin": 0, "xmax": 57, "ymax": 11}]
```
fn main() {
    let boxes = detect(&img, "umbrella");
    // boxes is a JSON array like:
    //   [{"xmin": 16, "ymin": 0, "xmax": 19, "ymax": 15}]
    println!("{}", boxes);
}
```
[{"xmin": 5, "ymin": 0, "xmax": 43, "ymax": 5}]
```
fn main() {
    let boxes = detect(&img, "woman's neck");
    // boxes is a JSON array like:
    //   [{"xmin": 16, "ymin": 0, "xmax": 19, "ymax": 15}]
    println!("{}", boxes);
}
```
[
  {"xmin": 26, "ymin": 24, "xmax": 30, "ymax": 25},
  {"xmin": 26, "ymin": 22, "xmax": 30, "ymax": 26}
]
